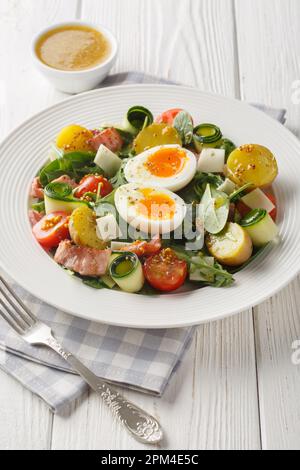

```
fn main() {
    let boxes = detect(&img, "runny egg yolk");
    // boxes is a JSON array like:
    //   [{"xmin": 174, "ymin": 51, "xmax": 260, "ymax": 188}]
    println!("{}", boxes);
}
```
[
  {"xmin": 137, "ymin": 189, "xmax": 175, "ymax": 220},
  {"xmin": 144, "ymin": 147, "xmax": 187, "ymax": 178}
]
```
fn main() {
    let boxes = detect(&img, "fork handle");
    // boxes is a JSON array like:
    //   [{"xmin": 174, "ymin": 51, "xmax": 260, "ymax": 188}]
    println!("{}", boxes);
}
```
[{"xmin": 44, "ymin": 335, "xmax": 163, "ymax": 444}]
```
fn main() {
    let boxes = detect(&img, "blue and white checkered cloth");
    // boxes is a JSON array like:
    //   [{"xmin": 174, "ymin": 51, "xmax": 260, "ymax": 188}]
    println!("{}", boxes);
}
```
[{"xmin": 0, "ymin": 72, "xmax": 286, "ymax": 414}]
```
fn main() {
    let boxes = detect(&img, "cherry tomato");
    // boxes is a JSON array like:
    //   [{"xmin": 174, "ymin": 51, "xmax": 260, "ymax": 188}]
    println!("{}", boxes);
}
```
[
  {"xmin": 32, "ymin": 211, "xmax": 70, "ymax": 249},
  {"xmin": 236, "ymin": 190, "xmax": 277, "ymax": 221},
  {"xmin": 120, "ymin": 235, "xmax": 162, "ymax": 258},
  {"xmin": 263, "ymin": 191, "xmax": 277, "ymax": 221},
  {"xmin": 143, "ymin": 248, "xmax": 188, "ymax": 292},
  {"xmin": 75, "ymin": 175, "xmax": 113, "ymax": 199},
  {"xmin": 155, "ymin": 108, "xmax": 185, "ymax": 125}
]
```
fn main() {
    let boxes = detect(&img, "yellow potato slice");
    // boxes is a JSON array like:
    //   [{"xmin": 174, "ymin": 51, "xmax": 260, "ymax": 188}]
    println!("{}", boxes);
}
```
[
  {"xmin": 226, "ymin": 144, "xmax": 278, "ymax": 188},
  {"xmin": 69, "ymin": 206, "xmax": 107, "ymax": 249},
  {"xmin": 56, "ymin": 124, "xmax": 94, "ymax": 153},
  {"xmin": 134, "ymin": 123, "xmax": 182, "ymax": 154},
  {"xmin": 206, "ymin": 222, "xmax": 253, "ymax": 267}
]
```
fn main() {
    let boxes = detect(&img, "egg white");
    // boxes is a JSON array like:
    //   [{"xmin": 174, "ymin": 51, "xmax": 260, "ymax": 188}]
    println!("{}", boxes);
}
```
[
  {"xmin": 115, "ymin": 183, "xmax": 187, "ymax": 235},
  {"xmin": 124, "ymin": 145, "xmax": 197, "ymax": 192}
]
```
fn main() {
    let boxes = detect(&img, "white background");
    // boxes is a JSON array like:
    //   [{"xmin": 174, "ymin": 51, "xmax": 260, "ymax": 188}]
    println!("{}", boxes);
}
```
[{"xmin": 1, "ymin": 0, "xmax": 300, "ymax": 450}]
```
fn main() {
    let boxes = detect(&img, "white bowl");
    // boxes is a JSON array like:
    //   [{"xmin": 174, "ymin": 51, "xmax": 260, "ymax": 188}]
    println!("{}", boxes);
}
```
[{"xmin": 31, "ymin": 21, "xmax": 118, "ymax": 94}]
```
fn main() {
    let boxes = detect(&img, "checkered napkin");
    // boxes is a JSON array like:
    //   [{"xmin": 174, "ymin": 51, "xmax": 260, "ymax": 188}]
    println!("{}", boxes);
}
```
[{"xmin": 0, "ymin": 72, "xmax": 286, "ymax": 414}]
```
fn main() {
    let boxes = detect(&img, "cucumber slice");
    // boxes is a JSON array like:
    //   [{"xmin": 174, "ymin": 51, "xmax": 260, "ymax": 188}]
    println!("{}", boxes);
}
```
[
  {"xmin": 100, "ymin": 274, "xmax": 116, "ymax": 289},
  {"xmin": 109, "ymin": 252, "xmax": 144, "ymax": 293},
  {"xmin": 44, "ymin": 182, "xmax": 89, "ymax": 214},
  {"xmin": 240, "ymin": 209, "xmax": 279, "ymax": 247},
  {"xmin": 44, "ymin": 194, "xmax": 87, "ymax": 214}
]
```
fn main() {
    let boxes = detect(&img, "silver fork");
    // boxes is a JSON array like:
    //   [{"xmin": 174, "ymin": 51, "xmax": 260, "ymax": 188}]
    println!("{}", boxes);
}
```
[{"xmin": 0, "ymin": 276, "xmax": 163, "ymax": 445}]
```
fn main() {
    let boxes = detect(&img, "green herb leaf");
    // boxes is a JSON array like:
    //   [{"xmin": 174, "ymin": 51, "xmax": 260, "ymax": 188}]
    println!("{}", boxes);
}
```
[
  {"xmin": 217, "ymin": 138, "xmax": 236, "ymax": 160},
  {"xmin": 173, "ymin": 111, "xmax": 194, "ymax": 145},
  {"xmin": 31, "ymin": 201, "xmax": 45, "ymax": 213}
]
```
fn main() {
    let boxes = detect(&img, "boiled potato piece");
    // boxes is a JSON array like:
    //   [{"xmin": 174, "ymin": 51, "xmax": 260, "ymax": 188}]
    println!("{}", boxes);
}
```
[
  {"xmin": 56, "ymin": 124, "xmax": 94, "ymax": 153},
  {"xmin": 69, "ymin": 206, "xmax": 107, "ymax": 249},
  {"xmin": 227, "ymin": 144, "xmax": 278, "ymax": 188},
  {"xmin": 206, "ymin": 222, "xmax": 253, "ymax": 267},
  {"xmin": 134, "ymin": 123, "xmax": 182, "ymax": 154}
]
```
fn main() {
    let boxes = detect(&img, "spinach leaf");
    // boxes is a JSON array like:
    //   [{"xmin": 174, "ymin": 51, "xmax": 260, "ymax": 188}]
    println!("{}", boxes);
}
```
[
  {"xmin": 39, "ymin": 151, "xmax": 98, "ymax": 186},
  {"xmin": 200, "ymin": 184, "xmax": 230, "ymax": 234},
  {"xmin": 218, "ymin": 138, "xmax": 236, "ymax": 160},
  {"xmin": 173, "ymin": 111, "xmax": 194, "ymax": 145}
]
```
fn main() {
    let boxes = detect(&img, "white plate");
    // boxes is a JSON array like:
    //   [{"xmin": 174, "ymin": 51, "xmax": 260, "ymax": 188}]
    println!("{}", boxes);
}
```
[{"xmin": 0, "ymin": 84, "xmax": 299, "ymax": 329}]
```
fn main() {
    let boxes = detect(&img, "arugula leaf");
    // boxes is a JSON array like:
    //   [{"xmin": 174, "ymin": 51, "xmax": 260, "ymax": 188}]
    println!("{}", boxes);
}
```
[
  {"xmin": 200, "ymin": 184, "xmax": 229, "ymax": 234},
  {"xmin": 173, "ymin": 111, "xmax": 194, "ymax": 145},
  {"xmin": 110, "ymin": 159, "xmax": 128, "ymax": 188},
  {"xmin": 171, "ymin": 246, "xmax": 234, "ymax": 287},
  {"xmin": 82, "ymin": 278, "xmax": 106, "ymax": 289}
]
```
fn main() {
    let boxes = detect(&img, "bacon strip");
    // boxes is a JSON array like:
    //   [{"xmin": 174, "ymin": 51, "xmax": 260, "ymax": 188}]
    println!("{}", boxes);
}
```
[
  {"xmin": 28, "ymin": 210, "xmax": 44, "ymax": 227},
  {"xmin": 89, "ymin": 128, "xmax": 123, "ymax": 153},
  {"xmin": 54, "ymin": 240, "xmax": 111, "ymax": 277},
  {"xmin": 52, "ymin": 175, "xmax": 78, "ymax": 189},
  {"xmin": 119, "ymin": 235, "xmax": 162, "ymax": 258},
  {"xmin": 30, "ymin": 177, "xmax": 44, "ymax": 199}
]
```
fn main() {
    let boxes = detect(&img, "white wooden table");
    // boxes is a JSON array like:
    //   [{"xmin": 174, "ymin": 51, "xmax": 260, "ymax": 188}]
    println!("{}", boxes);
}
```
[{"xmin": 1, "ymin": 0, "xmax": 300, "ymax": 451}]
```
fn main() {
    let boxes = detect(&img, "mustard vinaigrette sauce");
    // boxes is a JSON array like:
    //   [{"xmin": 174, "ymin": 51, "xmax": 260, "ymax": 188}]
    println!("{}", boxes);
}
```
[{"xmin": 36, "ymin": 25, "xmax": 111, "ymax": 71}]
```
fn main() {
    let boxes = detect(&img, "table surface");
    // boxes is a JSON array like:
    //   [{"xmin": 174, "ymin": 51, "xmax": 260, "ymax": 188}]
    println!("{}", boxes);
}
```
[{"xmin": 1, "ymin": 0, "xmax": 300, "ymax": 451}]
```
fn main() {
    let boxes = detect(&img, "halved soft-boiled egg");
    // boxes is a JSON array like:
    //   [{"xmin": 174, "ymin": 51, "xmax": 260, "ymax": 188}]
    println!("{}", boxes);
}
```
[
  {"xmin": 124, "ymin": 145, "xmax": 197, "ymax": 192},
  {"xmin": 115, "ymin": 183, "xmax": 186, "ymax": 235}
]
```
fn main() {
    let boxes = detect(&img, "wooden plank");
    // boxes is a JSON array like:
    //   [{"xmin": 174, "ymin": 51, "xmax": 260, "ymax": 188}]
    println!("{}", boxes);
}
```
[
  {"xmin": 235, "ymin": 0, "xmax": 300, "ymax": 450},
  {"xmin": 0, "ymin": 0, "xmax": 79, "ymax": 450},
  {"xmin": 50, "ymin": 0, "xmax": 261, "ymax": 450}
]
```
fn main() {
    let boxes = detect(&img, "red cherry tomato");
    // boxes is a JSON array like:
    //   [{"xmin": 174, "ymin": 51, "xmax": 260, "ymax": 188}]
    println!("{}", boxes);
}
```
[
  {"xmin": 75, "ymin": 175, "xmax": 113, "ymax": 199},
  {"xmin": 264, "ymin": 191, "xmax": 277, "ymax": 221},
  {"xmin": 155, "ymin": 108, "xmax": 186, "ymax": 125},
  {"xmin": 143, "ymin": 248, "xmax": 188, "ymax": 292},
  {"xmin": 32, "ymin": 211, "xmax": 70, "ymax": 249}
]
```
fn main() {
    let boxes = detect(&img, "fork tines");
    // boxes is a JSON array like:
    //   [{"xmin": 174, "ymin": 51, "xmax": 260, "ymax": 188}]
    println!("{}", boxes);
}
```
[{"xmin": 0, "ymin": 276, "xmax": 36, "ymax": 335}]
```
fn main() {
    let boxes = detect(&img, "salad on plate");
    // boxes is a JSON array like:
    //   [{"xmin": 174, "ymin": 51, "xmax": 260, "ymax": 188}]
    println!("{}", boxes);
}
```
[{"xmin": 29, "ymin": 106, "xmax": 279, "ymax": 294}]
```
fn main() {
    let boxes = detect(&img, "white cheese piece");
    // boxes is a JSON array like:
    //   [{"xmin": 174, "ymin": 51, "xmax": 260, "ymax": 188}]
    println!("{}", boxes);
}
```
[
  {"xmin": 96, "ymin": 214, "xmax": 123, "ymax": 242},
  {"xmin": 110, "ymin": 241, "xmax": 131, "ymax": 251},
  {"xmin": 190, "ymin": 257, "xmax": 215, "ymax": 282},
  {"xmin": 197, "ymin": 148, "xmax": 225, "ymax": 173},
  {"xmin": 94, "ymin": 144, "xmax": 122, "ymax": 177},
  {"xmin": 241, "ymin": 188, "xmax": 275, "ymax": 213},
  {"xmin": 218, "ymin": 178, "xmax": 236, "ymax": 195}
]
